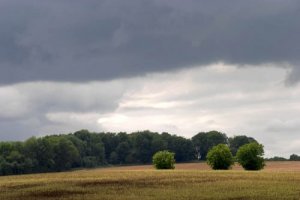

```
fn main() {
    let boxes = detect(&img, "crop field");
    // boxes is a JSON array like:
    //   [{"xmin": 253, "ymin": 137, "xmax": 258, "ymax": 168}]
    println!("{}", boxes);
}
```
[{"xmin": 0, "ymin": 162, "xmax": 300, "ymax": 200}]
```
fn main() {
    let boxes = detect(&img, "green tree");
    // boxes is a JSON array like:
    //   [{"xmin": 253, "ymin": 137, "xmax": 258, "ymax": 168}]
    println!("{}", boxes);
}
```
[
  {"xmin": 82, "ymin": 156, "xmax": 99, "ymax": 168},
  {"xmin": 132, "ymin": 131, "xmax": 153, "ymax": 163},
  {"xmin": 53, "ymin": 138, "xmax": 80, "ymax": 171},
  {"xmin": 100, "ymin": 132, "xmax": 119, "ymax": 161},
  {"xmin": 236, "ymin": 142, "xmax": 265, "ymax": 170},
  {"xmin": 73, "ymin": 130, "xmax": 105, "ymax": 165},
  {"xmin": 168, "ymin": 136, "xmax": 195, "ymax": 162},
  {"xmin": 24, "ymin": 137, "xmax": 55, "ymax": 172},
  {"xmin": 290, "ymin": 154, "xmax": 300, "ymax": 161},
  {"xmin": 228, "ymin": 135, "xmax": 257, "ymax": 156},
  {"xmin": 265, "ymin": 156, "xmax": 287, "ymax": 161},
  {"xmin": 151, "ymin": 134, "xmax": 168, "ymax": 155},
  {"xmin": 206, "ymin": 144, "xmax": 234, "ymax": 170},
  {"xmin": 0, "ymin": 142, "xmax": 14, "ymax": 158},
  {"xmin": 116, "ymin": 142, "xmax": 130, "ymax": 164},
  {"xmin": 192, "ymin": 131, "xmax": 228, "ymax": 160},
  {"xmin": 152, "ymin": 150, "xmax": 175, "ymax": 169},
  {"xmin": 109, "ymin": 152, "xmax": 119, "ymax": 164}
]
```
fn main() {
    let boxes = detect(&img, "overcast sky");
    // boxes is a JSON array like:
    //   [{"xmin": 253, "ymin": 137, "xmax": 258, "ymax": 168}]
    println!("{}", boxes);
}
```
[{"xmin": 1, "ymin": 0, "xmax": 300, "ymax": 157}]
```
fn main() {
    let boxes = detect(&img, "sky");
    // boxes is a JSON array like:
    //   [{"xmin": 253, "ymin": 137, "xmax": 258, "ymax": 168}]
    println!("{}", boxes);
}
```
[{"xmin": 0, "ymin": 0, "xmax": 300, "ymax": 157}]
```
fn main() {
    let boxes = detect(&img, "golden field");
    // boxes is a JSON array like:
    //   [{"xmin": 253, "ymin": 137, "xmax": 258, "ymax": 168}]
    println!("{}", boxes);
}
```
[{"xmin": 0, "ymin": 162, "xmax": 300, "ymax": 200}]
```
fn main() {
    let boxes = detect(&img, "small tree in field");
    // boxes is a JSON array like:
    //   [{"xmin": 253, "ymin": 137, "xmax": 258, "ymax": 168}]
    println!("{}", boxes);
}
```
[
  {"xmin": 206, "ymin": 144, "xmax": 234, "ymax": 170},
  {"xmin": 152, "ymin": 151, "xmax": 175, "ymax": 169},
  {"xmin": 236, "ymin": 142, "xmax": 265, "ymax": 170}
]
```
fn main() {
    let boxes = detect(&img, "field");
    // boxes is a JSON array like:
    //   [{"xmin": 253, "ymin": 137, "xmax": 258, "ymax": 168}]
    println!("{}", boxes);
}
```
[{"xmin": 0, "ymin": 162, "xmax": 300, "ymax": 200}]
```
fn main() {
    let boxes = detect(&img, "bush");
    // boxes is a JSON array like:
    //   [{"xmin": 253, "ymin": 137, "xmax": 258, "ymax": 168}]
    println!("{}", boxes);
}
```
[
  {"xmin": 152, "ymin": 151, "xmax": 175, "ymax": 169},
  {"xmin": 236, "ymin": 142, "xmax": 265, "ymax": 170},
  {"xmin": 206, "ymin": 144, "xmax": 234, "ymax": 170}
]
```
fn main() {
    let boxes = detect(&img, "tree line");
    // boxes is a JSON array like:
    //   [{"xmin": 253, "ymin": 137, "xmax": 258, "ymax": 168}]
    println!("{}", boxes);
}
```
[
  {"xmin": 0, "ymin": 129, "xmax": 297, "ymax": 175},
  {"xmin": 0, "ymin": 130, "xmax": 193, "ymax": 175},
  {"xmin": 266, "ymin": 154, "xmax": 300, "ymax": 161}
]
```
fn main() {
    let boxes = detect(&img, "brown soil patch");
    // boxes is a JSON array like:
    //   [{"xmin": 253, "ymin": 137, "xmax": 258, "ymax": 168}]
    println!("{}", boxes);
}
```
[{"xmin": 262, "ymin": 161, "xmax": 300, "ymax": 171}]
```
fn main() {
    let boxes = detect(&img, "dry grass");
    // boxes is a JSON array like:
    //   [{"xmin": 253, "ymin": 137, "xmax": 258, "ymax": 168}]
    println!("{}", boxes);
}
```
[
  {"xmin": 0, "ymin": 161, "xmax": 300, "ymax": 200},
  {"xmin": 103, "ymin": 161, "xmax": 300, "ymax": 171}
]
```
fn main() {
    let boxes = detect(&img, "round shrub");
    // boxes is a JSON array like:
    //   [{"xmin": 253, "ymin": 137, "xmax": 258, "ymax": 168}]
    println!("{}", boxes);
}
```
[
  {"xmin": 206, "ymin": 144, "xmax": 234, "ymax": 170},
  {"xmin": 152, "ymin": 150, "xmax": 175, "ymax": 169},
  {"xmin": 236, "ymin": 142, "xmax": 265, "ymax": 170}
]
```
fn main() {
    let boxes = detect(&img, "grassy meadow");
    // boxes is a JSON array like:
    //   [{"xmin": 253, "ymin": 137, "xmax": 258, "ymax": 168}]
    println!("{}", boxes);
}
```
[{"xmin": 0, "ymin": 162, "xmax": 300, "ymax": 200}]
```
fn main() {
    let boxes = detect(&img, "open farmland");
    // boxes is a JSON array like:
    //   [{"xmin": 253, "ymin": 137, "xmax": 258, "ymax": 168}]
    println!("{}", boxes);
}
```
[
  {"xmin": 102, "ymin": 161, "xmax": 300, "ymax": 171},
  {"xmin": 0, "ymin": 162, "xmax": 300, "ymax": 200}
]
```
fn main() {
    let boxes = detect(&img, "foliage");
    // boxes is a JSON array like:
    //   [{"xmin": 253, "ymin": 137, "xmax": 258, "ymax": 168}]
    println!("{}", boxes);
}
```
[
  {"xmin": 53, "ymin": 138, "xmax": 80, "ymax": 171},
  {"xmin": 265, "ymin": 156, "xmax": 288, "ymax": 161},
  {"xmin": 0, "ymin": 130, "xmax": 194, "ymax": 175},
  {"xmin": 206, "ymin": 144, "xmax": 234, "ymax": 170},
  {"xmin": 152, "ymin": 150, "xmax": 175, "ymax": 169},
  {"xmin": 236, "ymin": 142, "xmax": 265, "ymax": 170},
  {"xmin": 228, "ymin": 135, "xmax": 257, "ymax": 156},
  {"xmin": 192, "ymin": 131, "xmax": 228, "ymax": 160},
  {"xmin": 289, "ymin": 154, "xmax": 300, "ymax": 161},
  {"xmin": 0, "ymin": 129, "xmax": 261, "ymax": 175},
  {"xmin": 109, "ymin": 152, "xmax": 119, "ymax": 164}
]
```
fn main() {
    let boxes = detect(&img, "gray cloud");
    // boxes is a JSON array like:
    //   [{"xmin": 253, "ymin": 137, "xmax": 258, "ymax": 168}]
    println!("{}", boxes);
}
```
[
  {"xmin": 97, "ymin": 65, "xmax": 300, "ymax": 157},
  {"xmin": 0, "ymin": 65, "xmax": 299, "ymax": 157},
  {"xmin": 0, "ymin": 80, "xmax": 127, "ymax": 140},
  {"xmin": 0, "ymin": 0, "xmax": 300, "ymax": 85}
]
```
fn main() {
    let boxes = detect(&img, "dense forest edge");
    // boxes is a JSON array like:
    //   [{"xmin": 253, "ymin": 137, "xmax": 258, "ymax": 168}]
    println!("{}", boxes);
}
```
[{"xmin": 0, "ymin": 130, "xmax": 299, "ymax": 175}]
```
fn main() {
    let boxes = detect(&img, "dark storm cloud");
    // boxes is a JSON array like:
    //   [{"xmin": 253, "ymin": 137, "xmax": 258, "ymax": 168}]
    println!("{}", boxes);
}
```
[{"xmin": 0, "ymin": 0, "xmax": 300, "ymax": 84}]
